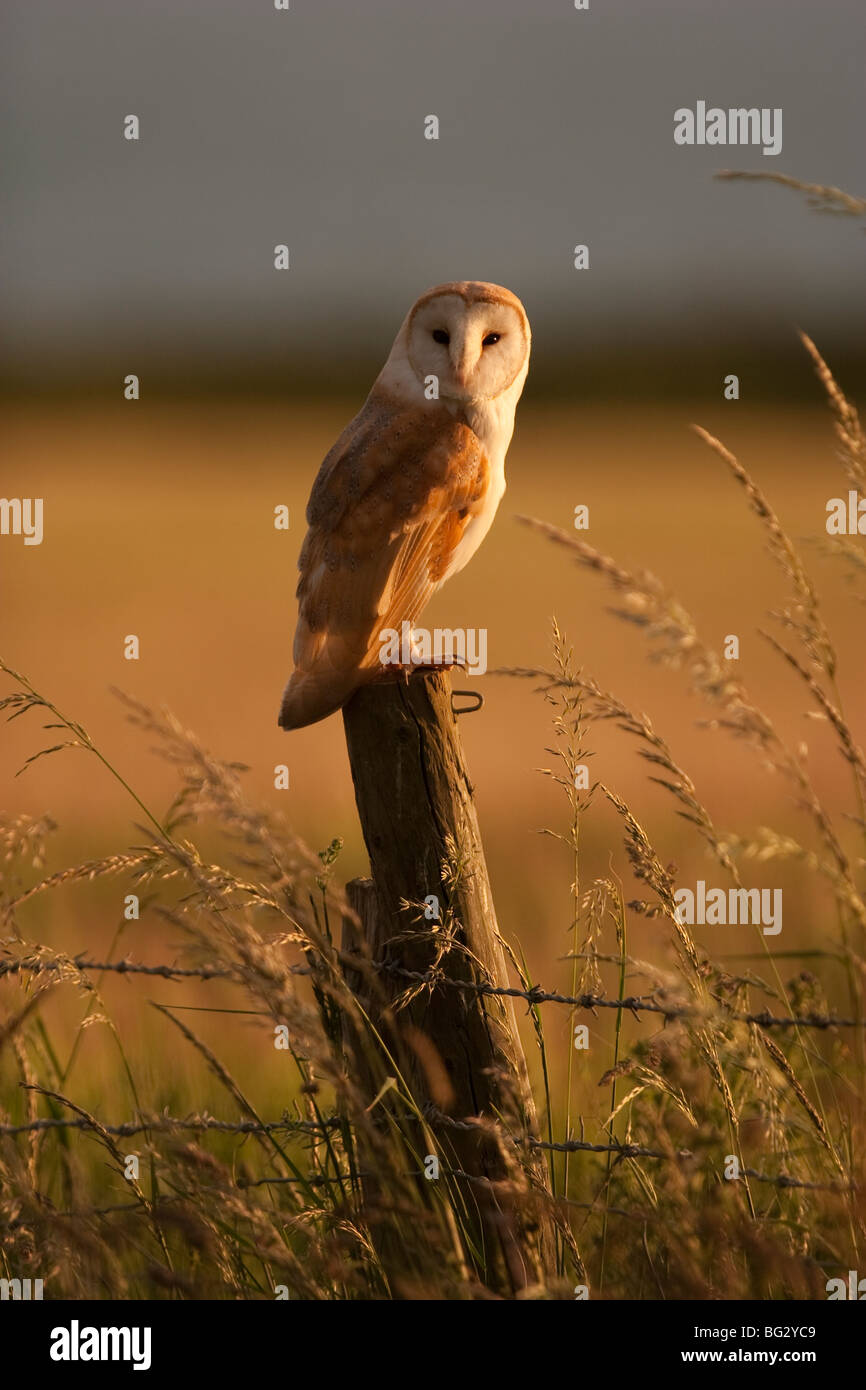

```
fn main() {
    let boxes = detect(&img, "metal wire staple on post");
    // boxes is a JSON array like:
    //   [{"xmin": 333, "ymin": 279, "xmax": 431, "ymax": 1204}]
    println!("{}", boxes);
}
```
[{"xmin": 340, "ymin": 667, "xmax": 557, "ymax": 1296}]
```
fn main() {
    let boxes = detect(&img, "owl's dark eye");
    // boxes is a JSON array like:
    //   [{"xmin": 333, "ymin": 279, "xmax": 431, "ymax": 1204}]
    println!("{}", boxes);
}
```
[
  {"xmin": 482, "ymin": 332, "xmax": 501, "ymax": 346},
  {"xmin": 431, "ymin": 328, "xmax": 450, "ymax": 345}
]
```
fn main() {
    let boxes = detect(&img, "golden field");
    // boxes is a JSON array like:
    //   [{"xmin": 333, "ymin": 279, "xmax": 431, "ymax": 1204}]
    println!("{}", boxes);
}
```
[{"xmin": 3, "ymin": 395, "xmax": 863, "ymax": 937}]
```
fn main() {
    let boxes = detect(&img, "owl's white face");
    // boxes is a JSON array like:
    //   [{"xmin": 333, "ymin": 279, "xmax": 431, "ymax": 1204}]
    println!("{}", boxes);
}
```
[{"xmin": 406, "ymin": 290, "xmax": 530, "ymax": 403}]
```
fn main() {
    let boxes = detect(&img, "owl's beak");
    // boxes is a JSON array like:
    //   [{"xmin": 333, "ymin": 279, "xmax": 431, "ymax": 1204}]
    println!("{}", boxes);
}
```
[{"xmin": 451, "ymin": 355, "xmax": 475, "ymax": 392}]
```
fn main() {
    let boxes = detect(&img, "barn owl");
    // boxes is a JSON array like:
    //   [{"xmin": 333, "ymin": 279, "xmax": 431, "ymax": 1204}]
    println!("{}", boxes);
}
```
[{"xmin": 278, "ymin": 280, "xmax": 531, "ymax": 730}]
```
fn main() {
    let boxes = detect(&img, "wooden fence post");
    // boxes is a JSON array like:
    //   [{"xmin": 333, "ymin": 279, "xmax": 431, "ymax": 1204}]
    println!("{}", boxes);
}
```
[{"xmin": 340, "ymin": 668, "xmax": 556, "ymax": 1295}]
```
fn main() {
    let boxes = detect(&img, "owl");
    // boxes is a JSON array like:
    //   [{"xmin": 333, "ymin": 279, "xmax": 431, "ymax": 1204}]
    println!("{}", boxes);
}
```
[{"xmin": 278, "ymin": 280, "xmax": 531, "ymax": 730}]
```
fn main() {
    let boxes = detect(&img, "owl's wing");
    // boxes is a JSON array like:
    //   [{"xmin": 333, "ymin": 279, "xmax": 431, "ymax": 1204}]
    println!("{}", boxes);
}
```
[{"xmin": 278, "ymin": 392, "xmax": 489, "ymax": 729}]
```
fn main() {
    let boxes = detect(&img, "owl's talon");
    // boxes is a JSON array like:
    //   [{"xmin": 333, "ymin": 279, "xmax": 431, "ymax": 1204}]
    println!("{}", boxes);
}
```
[
  {"xmin": 409, "ymin": 660, "xmax": 466, "ymax": 675},
  {"xmin": 372, "ymin": 663, "xmax": 413, "ymax": 685}
]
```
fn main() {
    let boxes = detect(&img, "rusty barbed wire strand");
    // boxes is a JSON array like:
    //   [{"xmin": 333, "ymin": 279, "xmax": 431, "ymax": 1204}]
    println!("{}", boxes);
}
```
[
  {"xmin": 425, "ymin": 1113, "xmax": 853, "ymax": 1193},
  {"xmin": 386, "ymin": 965, "xmax": 865, "ymax": 1030},
  {"xmin": 435, "ymin": 1163, "xmax": 850, "ymax": 1194},
  {"xmin": 0, "ymin": 1109, "xmax": 851, "ymax": 1194},
  {"xmin": 0, "ymin": 1114, "xmax": 337, "ymax": 1138},
  {"xmin": 2, "ymin": 953, "xmax": 859, "ymax": 1029},
  {"xmin": 0, "ymin": 956, "xmax": 310, "ymax": 981},
  {"xmin": 526, "ymin": 1141, "xmax": 851, "ymax": 1189}
]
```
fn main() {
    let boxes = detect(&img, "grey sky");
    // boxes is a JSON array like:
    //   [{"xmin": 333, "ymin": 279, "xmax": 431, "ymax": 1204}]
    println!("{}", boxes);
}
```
[{"xmin": 3, "ymin": 0, "xmax": 864, "ymax": 383}]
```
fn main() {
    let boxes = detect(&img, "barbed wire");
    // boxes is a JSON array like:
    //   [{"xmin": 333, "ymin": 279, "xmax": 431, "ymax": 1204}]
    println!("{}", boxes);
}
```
[
  {"xmin": 439, "ymin": 1165, "xmax": 851, "ymax": 1194},
  {"xmin": 387, "ymin": 966, "xmax": 864, "ymax": 1031},
  {"xmin": 426, "ymin": 1111, "xmax": 693, "ymax": 1161},
  {"xmin": 529, "ymin": 1142, "xmax": 852, "ymax": 1190},
  {"xmin": 1, "ymin": 955, "xmax": 858, "ymax": 1193},
  {"xmin": 427, "ymin": 1112, "xmax": 855, "ymax": 1193},
  {"xmin": 0, "ymin": 956, "xmax": 310, "ymax": 981},
  {"xmin": 1, "ymin": 1108, "xmax": 851, "ymax": 1195},
  {"xmin": 0, "ymin": 1113, "xmax": 338, "ymax": 1138},
  {"xmin": 2, "ymin": 954, "xmax": 857, "ymax": 1031},
  {"xmin": 236, "ymin": 1173, "xmax": 354, "ymax": 1187}
]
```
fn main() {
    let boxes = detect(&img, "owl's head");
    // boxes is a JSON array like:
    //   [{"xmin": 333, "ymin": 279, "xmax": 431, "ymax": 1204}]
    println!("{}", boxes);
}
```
[{"xmin": 403, "ymin": 281, "xmax": 530, "ymax": 404}]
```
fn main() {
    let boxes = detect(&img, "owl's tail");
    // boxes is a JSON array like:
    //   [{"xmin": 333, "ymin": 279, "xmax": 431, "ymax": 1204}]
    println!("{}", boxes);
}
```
[{"xmin": 277, "ymin": 668, "xmax": 363, "ymax": 730}]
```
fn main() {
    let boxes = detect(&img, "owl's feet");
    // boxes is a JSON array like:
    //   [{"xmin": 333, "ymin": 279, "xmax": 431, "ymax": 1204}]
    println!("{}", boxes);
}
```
[
  {"xmin": 409, "ymin": 660, "xmax": 467, "ymax": 675},
  {"xmin": 374, "ymin": 659, "xmax": 466, "ymax": 685}
]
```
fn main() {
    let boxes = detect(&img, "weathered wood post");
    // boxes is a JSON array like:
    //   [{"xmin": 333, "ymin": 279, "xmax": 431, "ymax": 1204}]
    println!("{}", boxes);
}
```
[{"xmin": 340, "ymin": 669, "xmax": 555, "ymax": 1295}]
